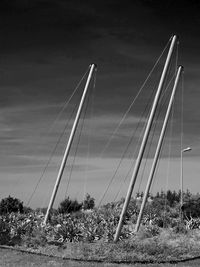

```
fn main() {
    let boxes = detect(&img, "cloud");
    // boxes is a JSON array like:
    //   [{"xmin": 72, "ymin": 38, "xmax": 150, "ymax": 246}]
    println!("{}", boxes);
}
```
[{"xmin": 0, "ymin": 0, "xmax": 200, "ymax": 206}]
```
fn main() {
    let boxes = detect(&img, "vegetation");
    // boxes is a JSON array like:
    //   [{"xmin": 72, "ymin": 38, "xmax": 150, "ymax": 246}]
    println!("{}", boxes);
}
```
[
  {"xmin": 0, "ymin": 190, "xmax": 200, "ymax": 263},
  {"xmin": 58, "ymin": 197, "xmax": 82, "ymax": 214},
  {"xmin": 0, "ymin": 196, "xmax": 23, "ymax": 214},
  {"xmin": 57, "ymin": 194, "xmax": 95, "ymax": 214},
  {"xmin": 82, "ymin": 193, "xmax": 95, "ymax": 210}
]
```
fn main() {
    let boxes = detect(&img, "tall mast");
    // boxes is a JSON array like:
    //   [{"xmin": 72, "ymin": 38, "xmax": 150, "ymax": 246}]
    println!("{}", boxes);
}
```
[
  {"xmin": 114, "ymin": 35, "xmax": 177, "ymax": 242},
  {"xmin": 44, "ymin": 63, "xmax": 97, "ymax": 224},
  {"xmin": 135, "ymin": 65, "xmax": 183, "ymax": 232}
]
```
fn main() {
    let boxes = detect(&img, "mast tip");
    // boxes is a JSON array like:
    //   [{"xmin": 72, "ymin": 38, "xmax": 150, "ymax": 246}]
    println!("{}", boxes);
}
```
[
  {"xmin": 178, "ymin": 65, "xmax": 184, "ymax": 72},
  {"xmin": 90, "ymin": 63, "xmax": 97, "ymax": 69},
  {"xmin": 170, "ymin": 34, "xmax": 178, "ymax": 41}
]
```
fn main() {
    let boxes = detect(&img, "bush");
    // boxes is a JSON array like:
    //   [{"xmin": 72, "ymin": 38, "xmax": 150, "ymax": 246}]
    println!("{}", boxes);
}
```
[
  {"xmin": 173, "ymin": 222, "xmax": 188, "ymax": 234},
  {"xmin": 0, "ymin": 217, "xmax": 11, "ymax": 245},
  {"xmin": 23, "ymin": 206, "xmax": 33, "ymax": 214},
  {"xmin": 0, "ymin": 196, "xmax": 23, "ymax": 214},
  {"xmin": 82, "ymin": 194, "xmax": 95, "ymax": 210},
  {"xmin": 182, "ymin": 198, "xmax": 200, "ymax": 218},
  {"xmin": 58, "ymin": 197, "xmax": 82, "ymax": 214}
]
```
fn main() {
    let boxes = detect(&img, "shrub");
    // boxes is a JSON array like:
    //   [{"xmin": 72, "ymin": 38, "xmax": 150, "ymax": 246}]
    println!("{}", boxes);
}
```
[
  {"xmin": 83, "ymin": 194, "xmax": 95, "ymax": 210},
  {"xmin": 58, "ymin": 197, "xmax": 82, "ymax": 214},
  {"xmin": 0, "ymin": 196, "xmax": 23, "ymax": 214},
  {"xmin": 23, "ymin": 206, "xmax": 33, "ymax": 214},
  {"xmin": 173, "ymin": 222, "xmax": 188, "ymax": 234},
  {"xmin": 22, "ymin": 227, "xmax": 47, "ymax": 248},
  {"xmin": 137, "ymin": 225, "xmax": 160, "ymax": 239},
  {"xmin": 182, "ymin": 198, "xmax": 200, "ymax": 218},
  {"xmin": 0, "ymin": 217, "xmax": 11, "ymax": 245},
  {"xmin": 185, "ymin": 217, "xmax": 200, "ymax": 230}
]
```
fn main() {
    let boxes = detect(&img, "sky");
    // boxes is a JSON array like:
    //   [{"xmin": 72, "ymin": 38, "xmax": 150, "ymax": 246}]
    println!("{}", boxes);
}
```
[{"xmin": 0, "ymin": 0, "xmax": 200, "ymax": 208}]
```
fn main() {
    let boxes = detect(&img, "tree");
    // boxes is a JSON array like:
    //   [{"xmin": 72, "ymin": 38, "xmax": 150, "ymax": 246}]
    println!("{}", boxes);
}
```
[
  {"xmin": 182, "ymin": 197, "xmax": 200, "ymax": 218},
  {"xmin": 58, "ymin": 197, "xmax": 82, "ymax": 214},
  {"xmin": 82, "ymin": 194, "xmax": 95, "ymax": 210},
  {"xmin": 0, "ymin": 196, "xmax": 23, "ymax": 214},
  {"xmin": 166, "ymin": 190, "xmax": 179, "ymax": 207}
]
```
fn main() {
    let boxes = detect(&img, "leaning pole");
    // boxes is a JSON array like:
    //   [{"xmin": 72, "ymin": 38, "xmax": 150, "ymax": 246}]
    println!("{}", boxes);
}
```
[
  {"xmin": 44, "ymin": 64, "xmax": 97, "ymax": 224},
  {"xmin": 114, "ymin": 35, "xmax": 177, "ymax": 242},
  {"xmin": 135, "ymin": 65, "xmax": 183, "ymax": 232}
]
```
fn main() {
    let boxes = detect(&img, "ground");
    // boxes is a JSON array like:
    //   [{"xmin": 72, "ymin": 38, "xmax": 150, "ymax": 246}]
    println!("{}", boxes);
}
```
[{"xmin": 1, "ymin": 248, "xmax": 200, "ymax": 267}]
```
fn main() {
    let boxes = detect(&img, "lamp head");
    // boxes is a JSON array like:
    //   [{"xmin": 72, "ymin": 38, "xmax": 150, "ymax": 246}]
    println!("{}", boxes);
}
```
[{"xmin": 182, "ymin": 147, "xmax": 192, "ymax": 153}]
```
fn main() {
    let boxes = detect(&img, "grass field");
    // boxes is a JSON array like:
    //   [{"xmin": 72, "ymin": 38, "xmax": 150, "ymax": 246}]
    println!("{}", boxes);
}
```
[
  {"xmin": 0, "ymin": 249, "xmax": 200, "ymax": 267},
  {"xmin": 2, "ymin": 194, "xmax": 200, "ymax": 265},
  {"xmin": 1, "ymin": 248, "xmax": 200, "ymax": 267}
]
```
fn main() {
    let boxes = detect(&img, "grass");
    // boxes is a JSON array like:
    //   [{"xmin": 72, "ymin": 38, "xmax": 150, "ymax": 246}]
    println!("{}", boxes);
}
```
[
  {"xmin": 1, "ymin": 197, "xmax": 200, "ymax": 264},
  {"xmin": 2, "ymin": 218, "xmax": 200, "ymax": 265},
  {"xmin": 3, "ymin": 227, "xmax": 200, "ymax": 264},
  {"xmin": 2, "ymin": 247, "xmax": 200, "ymax": 267}
]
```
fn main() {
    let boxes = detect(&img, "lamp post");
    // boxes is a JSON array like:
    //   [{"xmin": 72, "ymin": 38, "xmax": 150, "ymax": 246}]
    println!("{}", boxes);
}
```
[{"xmin": 180, "ymin": 147, "xmax": 192, "ymax": 207}]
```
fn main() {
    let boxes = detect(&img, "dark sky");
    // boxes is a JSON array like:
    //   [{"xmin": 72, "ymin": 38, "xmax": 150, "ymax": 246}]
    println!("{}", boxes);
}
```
[{"xmin": 0, "ymin": 0, "xmax": 200, "ymax": 207}]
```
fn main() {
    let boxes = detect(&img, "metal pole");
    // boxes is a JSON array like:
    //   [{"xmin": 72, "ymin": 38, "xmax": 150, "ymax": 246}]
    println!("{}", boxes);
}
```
[
  {"xmin": 135, "ymin": 66, "xmax": 183, "ymax": 232},
  {"xmin": 44, "ymin": 64, "xmax": 96, "ymax": 224},
  {"xmin": 180, "ymin": 150, "xmax": 183, "ymax": 208},
  {"xmin": 180, "ymin": 147, "xmax": 192, "ymax": 208},
  {"xmin": 114, "ymin": 35, "xmax": 177, "ymax": 242}
]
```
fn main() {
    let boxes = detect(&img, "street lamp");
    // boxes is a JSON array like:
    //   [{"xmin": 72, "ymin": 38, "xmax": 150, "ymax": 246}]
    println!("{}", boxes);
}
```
[{"xmin": 180, "ymin": 147, "xmax": 192, "ymax": 207}]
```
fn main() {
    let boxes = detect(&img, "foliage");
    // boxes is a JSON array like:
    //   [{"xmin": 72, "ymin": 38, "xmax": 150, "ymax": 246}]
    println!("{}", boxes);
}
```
[
  {"xmin": 82, "ymin": 193, "xmax": 95, "ymax": 210},
  {"xmin": 0, "ymin": 196, "xmax": 23, "ymax": 215},
  {"xmin": 0, "ymin": 217, "xmax": 11, "ymax": 244},
  {"xmin": 154, "ymin": 190, "xmax": 180, "ymax": 207},
  {"xmin": 23, "ymin": 206, "xmax": 33, "ymax": 214},
  {"xmin": 185, "ymin": 217, "xmax": 200, "ymax": 230},
  {"xmin": 182, "ymin": 197, "xmax": 200, "ymax": 218},
  {"xmin": 58, "ymin": 197, "xmax": 82, "ymax": 214},
  {"xmin": 1, "ymin": 190, "xmax": 200, "ymax": 251},
  {"xmin": 137, "ymin": 224, "xmax": 160, "ymax": 239},
  {"xmin": 172, "ymin": 221, "xmax": 188, "ymax": 234},
  {"xmin": 35, "ymin": 207, "xmax": 58, "ymax": 216}
]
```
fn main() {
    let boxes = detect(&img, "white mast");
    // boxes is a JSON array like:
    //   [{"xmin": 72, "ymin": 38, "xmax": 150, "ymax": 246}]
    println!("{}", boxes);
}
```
[
  {"xmin": 44, "ymin": 64, "xmax": 97, "ymax": 224},
  {"xmin": 135, "ymin": 65, "xmax": 183, "ymax": 232},
  {"xmin": 114, "ymin": 35, "xmax": 177, "ymax": 242}
]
